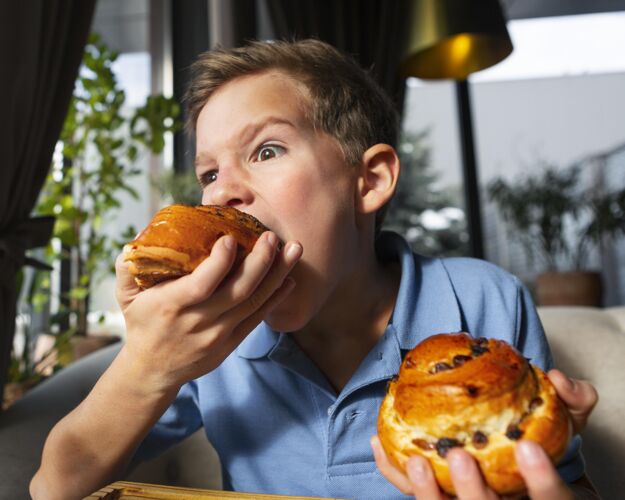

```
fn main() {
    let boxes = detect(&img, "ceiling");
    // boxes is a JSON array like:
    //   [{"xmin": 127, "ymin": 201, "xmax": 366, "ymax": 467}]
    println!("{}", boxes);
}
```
[
  {"xmin": 503, "ymin": 0, "xmax": 625, "ymax": 19},
  {"xmin": 90, "ymin": 0, "xmax": 625, "ymax": 55}
]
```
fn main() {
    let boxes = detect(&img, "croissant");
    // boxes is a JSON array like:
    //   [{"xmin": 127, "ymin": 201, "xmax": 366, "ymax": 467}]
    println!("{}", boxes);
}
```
[
  {"xmin": 123, "ymin": 204, "xmax": 271, "ymax": 289},
  {"xmin": 377, "ymin": 332, "xmax": 571, "ymax": 496}
]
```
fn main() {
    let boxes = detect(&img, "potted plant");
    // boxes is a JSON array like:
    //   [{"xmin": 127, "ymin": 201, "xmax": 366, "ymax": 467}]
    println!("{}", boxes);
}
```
[
  {"xmin": 487, "ymin": 163, "xmax": 625, "ymax": 306},
  {"xmin": 11, "ymin": 32, "xmax": 181, "ymax": 394}
]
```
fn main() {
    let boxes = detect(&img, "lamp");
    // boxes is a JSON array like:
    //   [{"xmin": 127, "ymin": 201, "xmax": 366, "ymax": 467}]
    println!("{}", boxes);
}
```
[{"xmin": 401, "ymin": 0, "xmax": 513, "ymax": 258}]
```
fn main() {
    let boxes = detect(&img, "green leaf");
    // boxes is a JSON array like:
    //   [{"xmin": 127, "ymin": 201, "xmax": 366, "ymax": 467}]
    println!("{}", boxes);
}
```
[{"xmin": 68, "ymin": 287, "xmax": 89, "ymax": 300}]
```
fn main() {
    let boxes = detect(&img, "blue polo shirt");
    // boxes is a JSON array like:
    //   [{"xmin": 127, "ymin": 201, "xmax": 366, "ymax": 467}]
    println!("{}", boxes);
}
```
[{"xmin": 134, "ymin": 231, "xmax": 584, "ymax": 499}]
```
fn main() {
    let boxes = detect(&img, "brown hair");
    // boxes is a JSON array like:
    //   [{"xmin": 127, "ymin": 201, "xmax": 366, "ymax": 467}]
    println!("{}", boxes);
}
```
[{"xmin": 185, "ymin": 38, "xmax": 399, "ymax": 166}]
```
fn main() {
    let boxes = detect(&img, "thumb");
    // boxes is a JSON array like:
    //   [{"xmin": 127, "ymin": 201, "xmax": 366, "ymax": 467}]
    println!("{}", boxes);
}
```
[
  {"xmin": 548, "ymin": 369, "xmax": 598, "ymax": 434},
  {"xmin": 115, "ymin": 251, "xmax": 141, "ymax": 310}
]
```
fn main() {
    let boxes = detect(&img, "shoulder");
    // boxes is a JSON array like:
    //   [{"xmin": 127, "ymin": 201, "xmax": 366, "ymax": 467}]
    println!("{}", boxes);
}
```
[
  {"xmin": 436, "ymin": 255, "xmax": 522, "ymax": 292},
  {"xmin": 431, "ymin": 256, "xmax": 528, "ymax": 342},
  {"xmin": 410, "ymin": 251, "xmax": 552, "ymax": 368}
]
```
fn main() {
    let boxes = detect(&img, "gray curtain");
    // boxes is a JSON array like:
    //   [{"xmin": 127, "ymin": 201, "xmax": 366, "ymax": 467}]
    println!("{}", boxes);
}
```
[
  {"xmin": 0, "ymin": 1, "xmax": 96, "ymax": 406},
  {"xmin": 265, "ymin": 0, "xmax": 411, "ymax": 114}
]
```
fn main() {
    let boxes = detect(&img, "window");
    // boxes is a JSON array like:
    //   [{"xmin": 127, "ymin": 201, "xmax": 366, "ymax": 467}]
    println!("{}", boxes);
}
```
[{"xmin": 399, "ymin": 12, "xmax": 625, "ymax": 305}]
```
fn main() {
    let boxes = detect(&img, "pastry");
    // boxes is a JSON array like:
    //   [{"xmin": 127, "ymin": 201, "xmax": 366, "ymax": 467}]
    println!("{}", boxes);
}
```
[
  {"xmin": 377, "ymin": 332, "xmax": 571, "ymax": 495},
  {"xmin": 123, "ymin": 204, "xmax": 272, "ymax": 289}
]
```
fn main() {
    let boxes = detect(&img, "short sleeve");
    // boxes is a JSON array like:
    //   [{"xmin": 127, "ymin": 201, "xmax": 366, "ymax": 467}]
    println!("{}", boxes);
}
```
[
  {"xmin": 513, "ymin": 278, "xmax": 554, "ymax": 371},
  {"xmin": 556, "ymin": 435, "xmax": 585, "ymax": 483},
  {"xmin": 132, "ymin": 380, "xmax": 203, "ymax": 462}
]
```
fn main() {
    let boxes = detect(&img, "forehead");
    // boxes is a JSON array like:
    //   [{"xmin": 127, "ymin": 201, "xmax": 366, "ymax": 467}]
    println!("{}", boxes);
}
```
[{"xmin": 196, "ymin": 71, "xmax": 312, "ymax": 133}]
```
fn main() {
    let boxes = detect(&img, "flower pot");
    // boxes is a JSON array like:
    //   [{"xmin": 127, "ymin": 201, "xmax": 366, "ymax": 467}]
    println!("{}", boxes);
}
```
[{"xmin": 535, "ymin": 271, "xmax": 602, "ymax": 307}]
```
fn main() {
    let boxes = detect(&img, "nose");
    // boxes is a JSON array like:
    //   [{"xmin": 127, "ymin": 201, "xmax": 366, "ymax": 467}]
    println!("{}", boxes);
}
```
[{"xmin": 201, "ymin": 164, "xmax": 253, "ymax": 208}]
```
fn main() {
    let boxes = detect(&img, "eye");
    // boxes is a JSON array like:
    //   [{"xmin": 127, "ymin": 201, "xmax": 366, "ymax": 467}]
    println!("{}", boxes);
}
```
[
  {"xmin": 254, "ymin": 144, "xmax": 285, "ymax": 162},
  {"xmin": 198, "ymin": 170, "xmax": 218, "ymax": 187}
]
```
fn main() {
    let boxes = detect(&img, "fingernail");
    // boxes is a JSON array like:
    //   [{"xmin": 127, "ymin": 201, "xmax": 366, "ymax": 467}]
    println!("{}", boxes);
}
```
[
  {"xmin": 223, "ymin": 235, "xmax": 235, "ymax": 250},
  {"xmin": 265, "ymin": 232, "xmax": 278, "ymax": 248},
  {"xmin": 516, "ymin": 440, "xmax": 542, "ymax": 466},
  {"xmin": 286, "ymin": 242, "xmax": 302, "ymax": 261}
]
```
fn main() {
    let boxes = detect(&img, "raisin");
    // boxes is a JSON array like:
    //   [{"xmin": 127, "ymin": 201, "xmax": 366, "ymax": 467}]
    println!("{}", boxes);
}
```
[
  {"xmin": 466, "ymin": 385, "xmax": 479, "ymax": 397},
  {"xmin": 430, "ymin": 362, "xmax": 453, "ymax": 374},
  {"xmin": 412, "ymin": 439, "xmax": 435, "ymax": 451},
  {"xmin": 475, "ymin": 337, "xmax": 489, "ymax": 345},
  {"xmin": 529, "ymin": 397, "xmax": 543, "ymax": 411},
  {"xmin": 471, "ymin": 344, "xmax": 490, "ymax": 356},
  {"xmin": 405, "ymin": 357, "xmax": 416, "ymax": 368},
  {"xmin": 453, "ymin": 354, "xmax": 472, "ymax": 366},
  {"xmin": 472, "ymin": 431, "xmax": 488, "ymax": 449},
  {"xmin": 436, "ymin": 438, "xmax": 463, "ymax": 458},
  {"xmin": 506, "ymin": 424, "xmax": 524, "ymax": 440}
]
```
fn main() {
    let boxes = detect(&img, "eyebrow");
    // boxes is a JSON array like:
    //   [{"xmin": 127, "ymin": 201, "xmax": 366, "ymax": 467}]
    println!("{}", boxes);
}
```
[{"xmin": 194, "ymin": 116, "xmax": 297, "ymax": 168}]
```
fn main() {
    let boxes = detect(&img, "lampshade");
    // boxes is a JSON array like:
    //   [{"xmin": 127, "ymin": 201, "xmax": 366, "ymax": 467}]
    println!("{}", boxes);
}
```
[{"xmin": 402, "ymin": 0, "xmax": 513, "ymax": 80}]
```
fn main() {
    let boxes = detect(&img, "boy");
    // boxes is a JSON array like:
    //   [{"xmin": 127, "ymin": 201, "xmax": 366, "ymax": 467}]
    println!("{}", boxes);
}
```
[{"xmin": 31, "ymin": 39, "xmax": 598, "ymax": 499}]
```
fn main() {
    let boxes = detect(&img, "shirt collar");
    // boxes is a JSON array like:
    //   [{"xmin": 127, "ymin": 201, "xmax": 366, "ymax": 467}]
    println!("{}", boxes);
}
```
[
  {"xmin": 381, "ymin": 231, "xmax": 463, "ymax": 350},
  {"xmin": 236, "ymin": 231, "xmax": 463, "ymax": 359}
]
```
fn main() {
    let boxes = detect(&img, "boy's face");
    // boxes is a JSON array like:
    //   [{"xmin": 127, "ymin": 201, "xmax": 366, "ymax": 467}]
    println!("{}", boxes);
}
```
[{"xmin": 195, "ymin": 71, "xmax": 364, "ymax": 331}]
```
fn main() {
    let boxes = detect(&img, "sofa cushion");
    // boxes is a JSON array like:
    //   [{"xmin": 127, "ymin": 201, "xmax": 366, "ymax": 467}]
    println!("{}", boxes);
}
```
[
  {"xmin": 538, "ymin": 306, "xmax": 625, "ymax": 499},
  {"xmin": 605, "ymin": 305, "xmax": 625, "ymax": 333}
]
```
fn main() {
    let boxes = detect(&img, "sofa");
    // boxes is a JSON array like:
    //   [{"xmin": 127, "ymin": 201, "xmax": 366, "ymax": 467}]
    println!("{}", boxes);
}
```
[{"xmin": 1, "ymin": 306, "xmax": 624, "ymax": 500}]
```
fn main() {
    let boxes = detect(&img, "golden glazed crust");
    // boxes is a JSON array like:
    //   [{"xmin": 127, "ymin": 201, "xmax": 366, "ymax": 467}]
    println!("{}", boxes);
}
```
[
  {"xmin": 377, "ymin": 333, "xmax": 571, "ymax": 496},
  {"xmin": 123, "ymin": 204, "xmax": 271, "ymax": 289}
]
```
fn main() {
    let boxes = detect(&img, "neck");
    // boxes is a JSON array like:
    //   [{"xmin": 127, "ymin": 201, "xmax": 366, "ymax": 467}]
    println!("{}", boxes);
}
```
[{"xmin": 291, "ymin": 239, "xmax": 400, "ymax": 391}]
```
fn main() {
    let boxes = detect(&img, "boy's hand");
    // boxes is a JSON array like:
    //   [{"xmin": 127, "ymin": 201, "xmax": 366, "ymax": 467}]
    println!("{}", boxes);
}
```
[
  {"xmin": 115, "ymin": 232, "xmax": 302, "ymax": 391},
  {"xmin": 371, "ymin": 371, "xmax": 598, "ymax": 499},
  {"xmin": 546, "ymin": 369, "xmax": 598, "ymax": 434}
]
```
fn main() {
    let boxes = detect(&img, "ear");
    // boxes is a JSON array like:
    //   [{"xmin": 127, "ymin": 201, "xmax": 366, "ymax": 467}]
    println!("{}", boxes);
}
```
[{"xmin": 355, "ymin": 144, "xmax": 400, "ymax": 215}]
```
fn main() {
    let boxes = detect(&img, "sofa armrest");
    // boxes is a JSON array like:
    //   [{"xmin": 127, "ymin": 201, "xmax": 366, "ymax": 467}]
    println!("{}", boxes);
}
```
[
  {"xmin": 0, "ymin": 343, "xmax": 221, "ymax": 498},
  {"xmin": 537, "ymin": 306, "xmax": 625, "ymax": 500}
]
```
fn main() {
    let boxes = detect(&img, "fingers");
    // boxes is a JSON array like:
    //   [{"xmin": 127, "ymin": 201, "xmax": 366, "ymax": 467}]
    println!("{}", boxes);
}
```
[
  {"xmin": 406, "ymin": 456, "xmax": 448, "ymax": 500},
  {"xmin": 370, "ymin": 436, "xmax": 416, "ymax": 496},
  {"xmin": 515, "ymin": 440, "xmax": 573, "ymax": 500},
  {"xmin": 212, "ymin": 233, "xmax": 290, "ymax": 310},
  {"xmin": 162, "ymin": 234, "xmax": 239, "ymax": 308},
  {"xmin": 215, "ymin": 239, "xmax": 302, "ymax": 319},
  {"xmin": 446, "ymin": 449, "xmax": 498, "ymax": 500},
  {"xmin": 548, "ymin": 369, "xmax": 598, "ymax": 434}
]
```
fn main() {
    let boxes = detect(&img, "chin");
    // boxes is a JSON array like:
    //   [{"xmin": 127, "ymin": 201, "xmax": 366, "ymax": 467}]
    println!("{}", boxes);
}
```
[{"xmin": 263, "ymin": 295, "xmax": 313, "ymax": 333}]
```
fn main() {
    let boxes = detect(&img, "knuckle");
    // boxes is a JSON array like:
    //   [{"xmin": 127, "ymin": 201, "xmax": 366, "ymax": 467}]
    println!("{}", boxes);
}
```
[
  {"xmin": 159, "ymin": 299, "xmax": 180, "ymax": 319},
  {"xmin": 246, "ymin": 291, "xmax": 266, "ymax": 312},
  {"xmin": 186, "ymin": 281, "xmax": 208, "ymax": 302},
  {"xmin": 185, "ymin": 311, "xmax": 204, "ymax": 333},
  {"xmin": 211, "ymin": 322, "xmax": 230, "ymax": 340}
]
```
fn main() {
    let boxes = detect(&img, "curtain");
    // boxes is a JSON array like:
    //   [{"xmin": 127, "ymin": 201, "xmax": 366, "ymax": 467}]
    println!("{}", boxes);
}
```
[
  {"xmin": 265, "ymin": 0, "xmax": 412, "ymax": 112},
  {"xmin": 0, "ymin": 1, "xmax": 96, "ymax": 407}
]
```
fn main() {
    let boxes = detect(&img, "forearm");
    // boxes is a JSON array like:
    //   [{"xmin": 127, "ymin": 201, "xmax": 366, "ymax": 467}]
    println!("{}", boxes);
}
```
[{"xmin": 30, "ymin": 346, "xmax": 180, "ymax": 500}]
